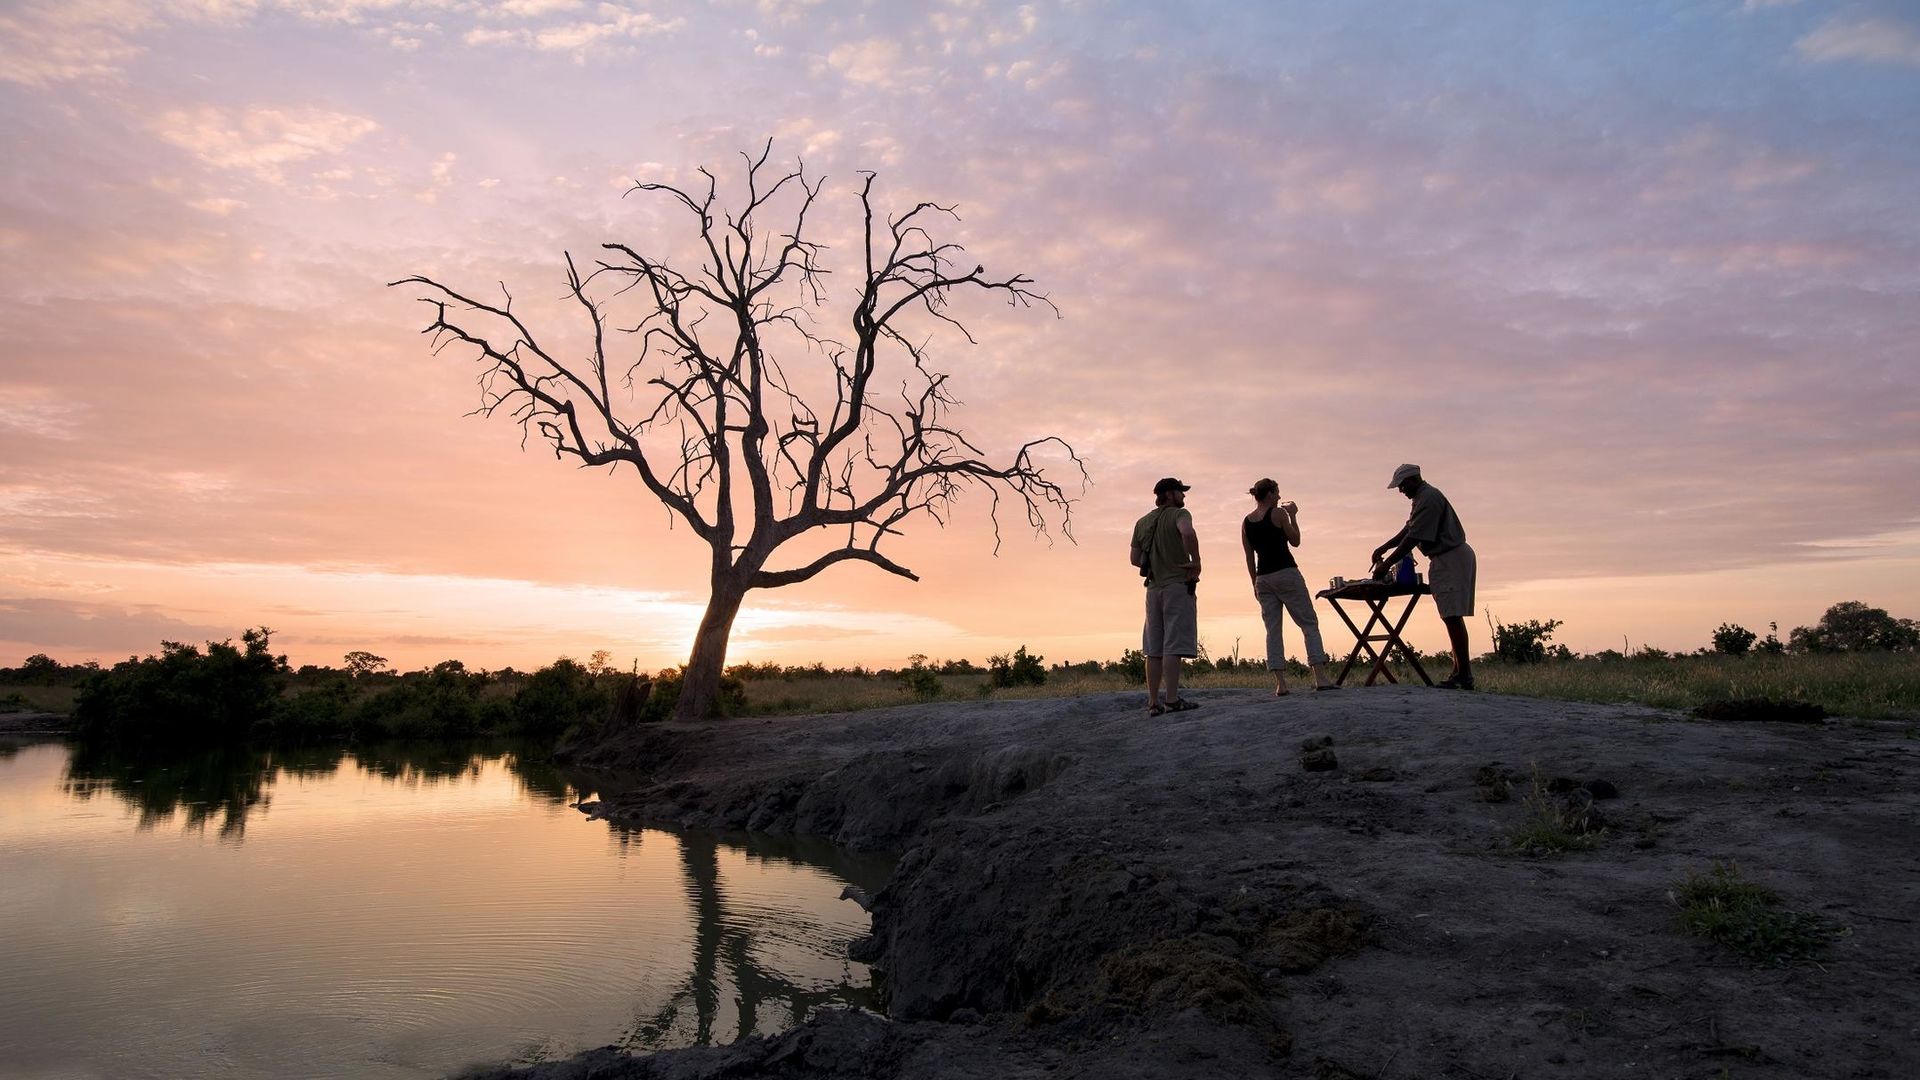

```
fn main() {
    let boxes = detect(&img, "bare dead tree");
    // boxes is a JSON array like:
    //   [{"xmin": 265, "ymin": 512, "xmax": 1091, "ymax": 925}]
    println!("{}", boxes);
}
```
[{"xmin": 392, "ymin": 144, "xmax": 1084, "ymax": 719}]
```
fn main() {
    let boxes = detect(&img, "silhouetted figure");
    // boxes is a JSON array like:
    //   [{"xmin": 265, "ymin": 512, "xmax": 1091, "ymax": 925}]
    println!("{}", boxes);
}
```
[
  {"xmin": 1241, "ymin": 478, "xmax": 1335, "ymax": 694},
  {"xmin": 1131, "ymin": 477, "xmax": 1202, "ymax": 716},
  {"xmin": 1372, "ymin": 464, "xmax": 1479, "ymax": 689}
]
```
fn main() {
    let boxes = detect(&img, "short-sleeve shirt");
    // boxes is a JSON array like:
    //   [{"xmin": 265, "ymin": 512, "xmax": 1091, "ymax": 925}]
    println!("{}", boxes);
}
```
[
  {"xmin": 1132, "ymin": 507, "xmax": 1193, "ymax": 588},
  {"xmin": 1404, "ymin": 485, "xmax": 1467, "ymax": 557}
]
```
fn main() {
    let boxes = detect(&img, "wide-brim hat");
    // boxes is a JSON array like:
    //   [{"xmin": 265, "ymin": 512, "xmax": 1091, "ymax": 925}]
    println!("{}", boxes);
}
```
[{"xmin": 1388, "ymin": 463, "xmax": 1422, "ymax": 488}]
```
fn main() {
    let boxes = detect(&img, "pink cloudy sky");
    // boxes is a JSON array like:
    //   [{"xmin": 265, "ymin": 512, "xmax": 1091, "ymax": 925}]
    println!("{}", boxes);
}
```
[{"xmin": 2, "ymin": 0, "xmax": 1917, "ymax": 673}]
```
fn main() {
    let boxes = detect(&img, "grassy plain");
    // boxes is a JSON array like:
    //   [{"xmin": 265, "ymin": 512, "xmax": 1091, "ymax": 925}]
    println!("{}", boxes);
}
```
[
  {"xmin": 733, "ymin": 652, "xmax": 1920, "ymax": 721},
  {"xmin": 0, "ymin": 685, "xmax": 78, "ymax": 713}
]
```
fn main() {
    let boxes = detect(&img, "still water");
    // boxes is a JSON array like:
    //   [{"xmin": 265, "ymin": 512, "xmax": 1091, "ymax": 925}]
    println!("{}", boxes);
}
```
[{"xmin": 0, "ymin": 738, "xmax": 888, "ymax": 1080}]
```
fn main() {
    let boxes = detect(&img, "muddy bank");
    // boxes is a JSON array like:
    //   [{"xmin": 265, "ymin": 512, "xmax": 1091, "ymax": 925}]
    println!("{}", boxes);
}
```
[
  {"xmin": 465, "ymin": 688, "xmax": 1920, "ymax": 1079},
  {"xmin": 0, "ymin": 711, "xmax": 70, "ymax": 735}
]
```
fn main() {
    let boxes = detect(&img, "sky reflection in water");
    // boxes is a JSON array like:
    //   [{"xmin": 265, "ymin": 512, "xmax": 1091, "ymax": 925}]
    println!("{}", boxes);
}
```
[{"xmin": 0, "ymin": 739, "xmax": 887, "ymax": 1079}]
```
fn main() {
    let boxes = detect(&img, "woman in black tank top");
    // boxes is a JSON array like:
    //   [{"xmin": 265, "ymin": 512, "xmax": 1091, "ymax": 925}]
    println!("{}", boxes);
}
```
[{"xmin": 1242, "ymin": 478, "xmax": 1335, "ymax": 694}]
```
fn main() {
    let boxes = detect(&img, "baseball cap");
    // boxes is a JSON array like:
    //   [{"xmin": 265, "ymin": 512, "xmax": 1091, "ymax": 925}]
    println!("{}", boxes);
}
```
[
  {"xmin": 1388, "ymin": 463, "xmax": 1421, "ymax": 488},
  {"xmin": 1152, "ymin": 477, "xmax": 1191, "ymax": 495}
]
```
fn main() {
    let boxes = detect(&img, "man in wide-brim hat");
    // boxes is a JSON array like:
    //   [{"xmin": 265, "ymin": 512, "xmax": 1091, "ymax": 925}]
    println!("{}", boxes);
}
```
[{"xmin": 1371, "ymin": 464, "xmax": 1479, "ymax": 690}]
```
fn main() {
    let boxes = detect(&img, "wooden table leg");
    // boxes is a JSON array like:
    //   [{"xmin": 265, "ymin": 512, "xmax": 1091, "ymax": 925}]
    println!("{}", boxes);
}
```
[
  {"xmin": 1361, "ymin": 599, "xmax": 1401, "ymax": 685},
  {"xmin": 1384, "ymin": 594, "xmax": 1433, "ymax": 686},
  {"xmin": 1324, "ymin": 598, "xmax": 1374, "ymax": 687}
]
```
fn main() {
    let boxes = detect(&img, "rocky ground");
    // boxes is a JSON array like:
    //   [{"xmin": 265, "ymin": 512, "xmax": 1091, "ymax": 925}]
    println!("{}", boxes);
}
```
[{"xmin": 463, "ymin": 686, "xmax": 1920, "ymax": 1080}]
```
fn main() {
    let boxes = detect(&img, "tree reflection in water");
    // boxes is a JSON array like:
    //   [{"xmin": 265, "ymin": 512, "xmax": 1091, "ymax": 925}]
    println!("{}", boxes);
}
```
[
  {"xmin": 622, "ymin": 828, "xmax": 888, "ymax": 1050},
  {"xmin": 59, "ymin": 739, "xmax": 579, "ymax": 839},
  {"xmin": 50, "ymin": 737, "xmax": 887, "ymax": 1049}
]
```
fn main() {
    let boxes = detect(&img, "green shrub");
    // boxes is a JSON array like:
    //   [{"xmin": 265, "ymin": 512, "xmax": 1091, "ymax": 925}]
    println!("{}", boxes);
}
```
[
  {"xmin": 1490, "ymin": 617, "xmax": 1564, "ymax": 664},
  {"xmin": 634, "ymin": 666, "xmax": 746, "ymax": 721},
  {"xmin": 988, "ymin": 646, "xmax": 1047, "ymax": 688},
  {"xmin": 511, "ymin": 658, "xmax": 610, "ymax": 735},
  {"xmin": 899, "ymin": 655, "xmax": 943, "ymax": 701},
  {"xmin": 74, "ymin": 629, "xmax": 289, "ymax": 744},
  {"xmin": 1111, "ymin": 649, "xmax": 1147, "ymax": 684},
  {"xmin": 1711, "ymin": 623, "xmax": 1757, "ymax": 657},
  {"xmin": 1788, "ymin": 601, "xmax": 1919, "ymax": 653}
]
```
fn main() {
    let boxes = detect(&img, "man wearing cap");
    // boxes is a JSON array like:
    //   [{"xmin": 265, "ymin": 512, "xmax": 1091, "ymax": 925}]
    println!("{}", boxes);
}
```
[
  {"xmin": 1131, "ymin": 477, "xmax": 1203, "ymax": 715},
  {"xmin": 1371, "ymin": 464, "xmax": 1478, "ymax": 690}
]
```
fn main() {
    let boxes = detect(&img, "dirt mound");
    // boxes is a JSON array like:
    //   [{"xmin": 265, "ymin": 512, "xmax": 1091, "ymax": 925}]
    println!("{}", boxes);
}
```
[{"xmin": 477, "ymin": 688, "xmax": 1919, "ymax": 1080}]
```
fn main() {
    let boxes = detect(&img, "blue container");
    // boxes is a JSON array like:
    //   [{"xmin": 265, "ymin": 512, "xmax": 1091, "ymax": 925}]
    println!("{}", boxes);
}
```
[{"xmin": 1394, "ymin": 556, "xmax": 1417, "ymax": 585}]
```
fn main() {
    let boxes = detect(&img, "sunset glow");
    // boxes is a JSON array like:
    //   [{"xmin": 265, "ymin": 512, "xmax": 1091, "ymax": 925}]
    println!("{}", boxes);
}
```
[{"xmin": 3, "ymin": 1, "xmax": 1917, "ymax": 672}]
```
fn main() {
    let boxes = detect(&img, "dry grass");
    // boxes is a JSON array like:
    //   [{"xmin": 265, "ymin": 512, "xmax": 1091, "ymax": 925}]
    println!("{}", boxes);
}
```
[
  {"xmin": 734, "ymin": 653, "xmax": 1918, "ymax": 723},
  {"xmin": 0, "ymin": 684, "xmax": 79, "ymax": 714},
  {"xmin": 1476, "ymin": 652, "xmax": 1920, "ymax": 721}
]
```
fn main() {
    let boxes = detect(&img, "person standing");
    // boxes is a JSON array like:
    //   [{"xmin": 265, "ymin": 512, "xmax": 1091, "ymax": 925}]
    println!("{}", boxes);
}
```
[
  {"xmin": 1131, "ymin": 477, "xmax": 1202, "ymax": 716},
  {"xmin": 1242, "ymin": 478, "xmax": 1336, "ymax": 694},
  {"xmin": 1371, "ymin": 464, "xmax": 1478, "ymax": 689}
]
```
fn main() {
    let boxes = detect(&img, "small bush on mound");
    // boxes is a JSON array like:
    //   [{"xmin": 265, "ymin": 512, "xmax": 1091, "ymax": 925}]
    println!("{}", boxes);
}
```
[
  {"xmin": 1250, "ymin": 908, "xmax": 1373, "ymax": 973},
  {"xmin": 1692, "ymin": 697, "xmax": 1826, "ymax": 724},
  {"xmin": 1671, "ymin": 863, "xmax": 1845, "ymax": 965},
  {"xmin": 1100, "ymin": 936, "xmax": 1289, "ymax": 1052},
  {"xmin": 1509, "ymin": 767, "xmax": 1604, "ymax": 854}
]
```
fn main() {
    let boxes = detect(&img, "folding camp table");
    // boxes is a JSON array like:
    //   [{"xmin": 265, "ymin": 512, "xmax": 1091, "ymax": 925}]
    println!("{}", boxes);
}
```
[{"xmin": 1316, "ymin": 580, "xmax": 1435, "ymax": 687}]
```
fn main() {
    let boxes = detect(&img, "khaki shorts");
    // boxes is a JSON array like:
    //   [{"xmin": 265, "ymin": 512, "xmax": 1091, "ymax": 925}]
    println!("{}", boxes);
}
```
[
  {"xmin": 1143, "ymin": 582, "xmax": 1198, "ymax": 658},
  {"xmin": 1428, "ymin": 543, "xmax": 1477, "ymax": 618}
]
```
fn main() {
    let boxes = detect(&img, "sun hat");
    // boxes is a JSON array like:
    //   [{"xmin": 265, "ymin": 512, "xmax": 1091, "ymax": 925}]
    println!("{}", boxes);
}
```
[{"xmin": 1388, "ymin": 463, "xmax": 1422, "ymax": 488}]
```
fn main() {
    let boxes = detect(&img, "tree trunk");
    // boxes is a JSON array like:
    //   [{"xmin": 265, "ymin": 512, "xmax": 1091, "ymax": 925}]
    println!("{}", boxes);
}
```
[{"xmin": 676, "ymin": 576, "xmax": 749, "ymax": 720}]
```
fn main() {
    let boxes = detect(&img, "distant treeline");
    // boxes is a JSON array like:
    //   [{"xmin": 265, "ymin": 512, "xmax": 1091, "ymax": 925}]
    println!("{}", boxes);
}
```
[
  {"xmin": 1485, "ymin": 600, "xmax": 1919, "ymax": 666},
  {"xmin": 5, "ymin": 600, "xmax": 1911, "ymax": 733},
  {"xmin": 11, "ymin": 632, "xmax": 659, "ymax": 747}
]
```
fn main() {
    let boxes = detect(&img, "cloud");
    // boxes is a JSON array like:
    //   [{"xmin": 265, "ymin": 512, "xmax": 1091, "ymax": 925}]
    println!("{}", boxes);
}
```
[
  {"xmin": 149, "ymin": 105, "xmax": 380, "ymax": 184},
  {"xmin": 826, "ymin": 37, "xmax": 913, "ymax": 86},
  {"xmin": 0, "ymin": 0, "xmax": 158, "ymax": 87},
  {"xmin": 460, "ymin": 3, "xmax": 685, "ymax": 55},
  {"xmin": 1796, "ymin": 15, "xmax": 1920, "ymax": 65},
  {"xmin": 1638, "ymin": 127, "xmax": 1819, "ymax": 204},
  {"xmin": 0, "ymin": 597, "xmax": 230, "ymax": 657},
  {"xmin": 187, "ymin": 196, "xmax": 249, "ymax": 215},
  {"xmin": 488, "ymin": 0, "xmax": 585, "ymax": 17}
]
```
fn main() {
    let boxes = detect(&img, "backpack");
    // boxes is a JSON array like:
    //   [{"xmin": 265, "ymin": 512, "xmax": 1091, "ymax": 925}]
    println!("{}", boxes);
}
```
[{"xmin": 1135, "ymin": 509, "xmax": 1163, "ymax": 582}]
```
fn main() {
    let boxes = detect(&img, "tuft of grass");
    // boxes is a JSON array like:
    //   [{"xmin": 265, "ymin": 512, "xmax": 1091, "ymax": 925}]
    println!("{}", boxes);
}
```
[
  {"xmin": 1508, "ymin": 767, "xmax": 1603, "ymax": 854},
  {"xmin": 1671, "ymin": 863, "xmax": 1845, "ymax": 965}
]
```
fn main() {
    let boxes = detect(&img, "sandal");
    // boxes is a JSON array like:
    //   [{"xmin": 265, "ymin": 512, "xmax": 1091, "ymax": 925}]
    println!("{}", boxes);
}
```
[
  {"xmin": 1313, "ymin": 684, "xmax": 1341, "ymax": 692},
  {"xmin": 1164, "ymin": 698, "xmax": 1201, "ymax": 713},
  {"xmin": 1147, "ymin": 703, "xmax": 1166, "ymax": 717}
]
